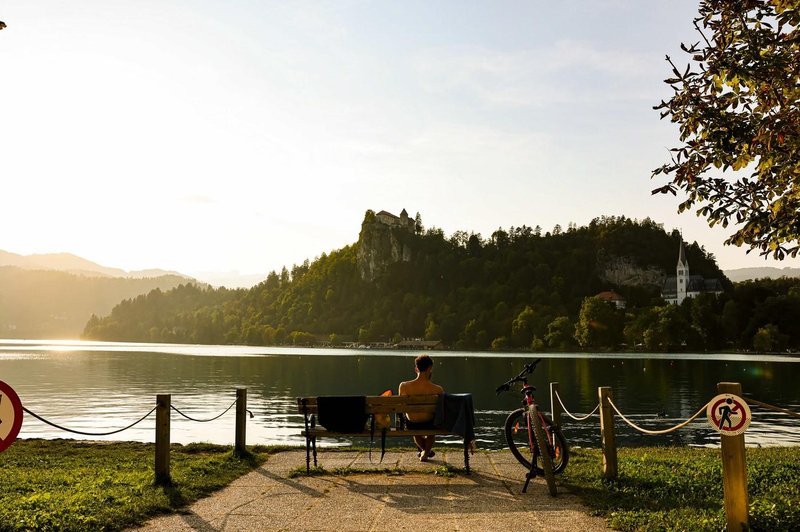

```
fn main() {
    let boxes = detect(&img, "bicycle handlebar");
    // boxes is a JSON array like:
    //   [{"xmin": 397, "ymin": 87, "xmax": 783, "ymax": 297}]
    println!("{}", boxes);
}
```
[{"xmin": 495, "ymin": 358, "xmax": 542, "ymax": 394}]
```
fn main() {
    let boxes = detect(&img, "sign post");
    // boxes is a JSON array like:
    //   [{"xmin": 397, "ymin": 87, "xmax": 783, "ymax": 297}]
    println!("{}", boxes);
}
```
[
  {"xmin": 709, "ymin": 383, "xmax": 750, "ymax": 531},
  {"xmin": 0, "ymin": 380, "xmax": 24, "ymax": 453}
]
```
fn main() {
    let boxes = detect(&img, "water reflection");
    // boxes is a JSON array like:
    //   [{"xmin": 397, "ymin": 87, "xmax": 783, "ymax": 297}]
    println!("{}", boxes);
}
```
[{"xmin": 1, "ymin": 340, "xmax": 798, "ymax": 449}]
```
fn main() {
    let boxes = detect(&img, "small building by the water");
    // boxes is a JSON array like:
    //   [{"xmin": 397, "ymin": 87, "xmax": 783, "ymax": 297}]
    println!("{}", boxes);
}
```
[
  {"xmin": 594, "ymin": 290, "xmax": 626, "ymax": 309},
  {"xmin": 394, "ymin": 339, "xmax": 442, "ymax": 350}
]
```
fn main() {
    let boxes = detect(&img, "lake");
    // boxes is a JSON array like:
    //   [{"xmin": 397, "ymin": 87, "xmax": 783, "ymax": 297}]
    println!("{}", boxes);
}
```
[{"xmin": 1, "ymin": 339, "xmax": 799, "ymax": 450}]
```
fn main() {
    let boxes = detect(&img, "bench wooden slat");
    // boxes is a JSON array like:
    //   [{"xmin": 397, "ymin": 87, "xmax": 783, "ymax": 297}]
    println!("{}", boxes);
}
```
[
  {"xmin": 302, "ymin": 429, "xmax": 452, "ymax": 437},
  {"xmin": 368, "ymin": 405, "xmax": 436, "ymax": 414},
  {"xmin": 297, "ymin": 395, "xmax": 440, "ymax": 415}
]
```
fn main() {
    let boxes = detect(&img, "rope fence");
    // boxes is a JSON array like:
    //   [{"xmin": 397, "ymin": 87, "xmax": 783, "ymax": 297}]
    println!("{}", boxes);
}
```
[
  {"xmin": 171, "ymin": 399, "xmax": 254, "ymax": 423},
  {"xmin": 551, "ymin": 381, "xmax": 800, "ymax": 531},
  {"xmin": 607, "ymin": 398, "xmax": 711, "ymax": 435},
  {"xmin": 551, "ymin": 386, "xmax": 800, "ymax": 433},
  {"xmin": 22, "ymin": 405, "xmax": 157, "ymax": 436},
  {"xmin": 552, "ymin": 390, "xmax": 599, "ymax": 421},
  {"xmin": 19, "ymin": 388, "xmax": 252, "ymax": 485},
  {"xmin": 746, "ymin": 397, "xmax": 800, "ymax": 419},
  {"xmin": 22, "ymin": 397, "xmax": 249, "ymax": 434}
]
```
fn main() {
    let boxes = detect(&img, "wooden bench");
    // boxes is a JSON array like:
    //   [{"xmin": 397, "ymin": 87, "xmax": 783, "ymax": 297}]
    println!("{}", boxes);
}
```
[{"xmin": 296, "ymin": 394, "xmax": 472, "ymax": 473}]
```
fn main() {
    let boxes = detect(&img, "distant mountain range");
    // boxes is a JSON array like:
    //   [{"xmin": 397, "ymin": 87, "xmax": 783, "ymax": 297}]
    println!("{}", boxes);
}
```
[
  {"xmin": 0, "ymin": 249, "xmax": 265, "ymax": 288},
  {"xmin": 724, "ymin": 267, "xmax": 800, "ymax": 283},
  {"xmin": 0, "ymin": 249, "xmax": 188, "ymax": 279}
]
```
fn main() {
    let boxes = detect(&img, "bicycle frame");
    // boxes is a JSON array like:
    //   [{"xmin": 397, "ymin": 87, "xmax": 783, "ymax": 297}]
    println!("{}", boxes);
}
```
[
  {"xmin": 518, "ymin": 378, "xmax": 552, "ymax": 454},
  {"xmin": 497, "ymin": 359, "xmax": 569, "ymax": 477}
]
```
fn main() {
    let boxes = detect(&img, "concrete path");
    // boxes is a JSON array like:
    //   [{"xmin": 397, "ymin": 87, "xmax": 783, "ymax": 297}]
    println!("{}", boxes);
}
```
[{"xmin": 133, "ymin": 449, "xmax": 611, "ymax": 531}]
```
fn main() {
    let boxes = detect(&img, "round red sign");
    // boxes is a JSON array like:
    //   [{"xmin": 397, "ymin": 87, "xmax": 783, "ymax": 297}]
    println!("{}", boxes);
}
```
[
  {"xmin": 0, "ymin": 380, "xmax": 24, "ymax": 452},
  {"xmin": 706, "ymin": 393, "xmax": 751, "ymax": 437}
]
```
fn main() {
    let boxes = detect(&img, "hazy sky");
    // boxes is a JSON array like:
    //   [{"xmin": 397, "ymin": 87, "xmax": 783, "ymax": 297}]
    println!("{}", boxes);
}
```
[{"xmin": 3, "ymin": 1, "xmax": 798, "ymax": 280}]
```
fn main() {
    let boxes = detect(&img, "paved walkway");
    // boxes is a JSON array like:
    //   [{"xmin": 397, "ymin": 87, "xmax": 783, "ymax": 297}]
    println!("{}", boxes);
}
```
[{"xmin": 133, "ymin": 449, "xmax": 611, "ymax": 531}]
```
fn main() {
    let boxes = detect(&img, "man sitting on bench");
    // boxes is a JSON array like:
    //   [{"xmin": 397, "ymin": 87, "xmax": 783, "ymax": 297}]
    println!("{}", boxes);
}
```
[{"xmin": 398, "ymin": 354, "xmax": 444, "ymax": 462}]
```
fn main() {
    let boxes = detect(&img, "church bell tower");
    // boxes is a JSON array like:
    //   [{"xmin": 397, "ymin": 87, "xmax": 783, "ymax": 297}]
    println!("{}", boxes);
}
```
[{"xmin": 676, "ymin": 236, "xmax": 689, "ymax": 304}]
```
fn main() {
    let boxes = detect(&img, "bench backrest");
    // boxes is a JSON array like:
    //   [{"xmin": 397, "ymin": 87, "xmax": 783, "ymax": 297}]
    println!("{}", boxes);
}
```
[{"xmin": 296, "ymin": 394, "xmax": 440, "ymax": 416}]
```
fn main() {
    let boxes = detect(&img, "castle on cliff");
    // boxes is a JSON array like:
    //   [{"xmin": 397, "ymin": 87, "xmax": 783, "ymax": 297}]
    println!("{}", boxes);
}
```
[
  {"xmin": 375, "ymin": 209, "xmax": 415, "ymax": 232},
  {"xmin": 357, "ymin": 208, "xmax": 416, "ymax": 281}
]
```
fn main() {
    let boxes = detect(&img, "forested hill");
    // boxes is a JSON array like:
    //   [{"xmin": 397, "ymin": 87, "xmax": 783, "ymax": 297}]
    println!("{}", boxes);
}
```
[
  {"xmin": 82, "ymin": 215, "xmax": 731, "ymax": 349},
  {"xmin": 0, "ymin": 267, "xmax": 195, "ymax": 339}
]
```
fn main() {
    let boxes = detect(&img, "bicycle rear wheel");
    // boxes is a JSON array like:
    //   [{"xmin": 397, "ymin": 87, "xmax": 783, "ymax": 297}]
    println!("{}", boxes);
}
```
[{"xmin": 504, "ymin": 408, "xmax": 569, "ymax": 474}]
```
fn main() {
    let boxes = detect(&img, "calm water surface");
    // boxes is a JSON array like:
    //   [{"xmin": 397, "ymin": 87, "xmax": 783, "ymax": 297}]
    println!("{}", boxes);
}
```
[{"xmin": 1, "ymin": 339, "xmax": 799, "ymax": 449}]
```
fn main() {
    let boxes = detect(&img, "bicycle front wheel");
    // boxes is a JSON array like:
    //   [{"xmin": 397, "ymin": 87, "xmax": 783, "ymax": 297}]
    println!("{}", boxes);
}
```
[{"xmin": 504, "ymin": 408, "xmax": 569, "ymax": 474}]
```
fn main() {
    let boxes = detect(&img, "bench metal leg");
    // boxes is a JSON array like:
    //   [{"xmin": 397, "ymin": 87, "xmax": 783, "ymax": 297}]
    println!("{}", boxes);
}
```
[
  {"xmin": 311, "ymin": 416, "xmax": 317, "ymax": 467},
  {"xmin": 305, "ymin": 438, "xmax": 311, "ymax": 473},
  {"xmin": 464, "ymin": 439, "xmax": 470, "ymax": 474}
]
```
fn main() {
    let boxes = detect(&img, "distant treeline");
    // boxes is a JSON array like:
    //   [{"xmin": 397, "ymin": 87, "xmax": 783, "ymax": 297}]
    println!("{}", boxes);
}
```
[
  {"xmin": 82, "ymin": 216, "xmax": 800, "ymax": 352},
  {"xmin": 0, "ymin": 267, "xmax": 192, "ymax": 338}
]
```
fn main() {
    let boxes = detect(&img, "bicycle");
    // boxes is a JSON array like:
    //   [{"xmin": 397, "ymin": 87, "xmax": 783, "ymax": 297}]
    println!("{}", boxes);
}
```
[{"xmin": 496, "ymin": 359, "xmax": 569, "ymax": 477}]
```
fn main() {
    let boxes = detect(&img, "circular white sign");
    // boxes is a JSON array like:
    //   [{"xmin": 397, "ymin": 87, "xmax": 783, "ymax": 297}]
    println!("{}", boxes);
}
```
[{"xmin": 706, "ymin": 393, "xmax": 751, "ymax": 437}]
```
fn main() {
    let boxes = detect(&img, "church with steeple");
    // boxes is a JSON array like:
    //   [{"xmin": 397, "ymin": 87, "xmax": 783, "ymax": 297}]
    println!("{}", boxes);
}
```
[{"xmin": 661, "ymin": 237, "xmax": 724, "ymax": 304}]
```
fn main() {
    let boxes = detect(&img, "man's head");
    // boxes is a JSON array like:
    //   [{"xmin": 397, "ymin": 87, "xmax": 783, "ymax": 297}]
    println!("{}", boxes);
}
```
[{"xmin": 415, "ymin": 354, "xmax": 433, "ymax": 374}]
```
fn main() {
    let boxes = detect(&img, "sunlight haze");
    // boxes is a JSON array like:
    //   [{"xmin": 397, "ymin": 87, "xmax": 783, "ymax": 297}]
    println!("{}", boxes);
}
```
[{"xmin": 2, "ymin": 0, "xmax": 797, "ymax": 283}]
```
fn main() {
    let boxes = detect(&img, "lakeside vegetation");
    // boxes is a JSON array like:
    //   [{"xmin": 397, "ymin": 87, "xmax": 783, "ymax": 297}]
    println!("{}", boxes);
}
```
[
  {"xmin": 0, "ymin": 439, "xmax": 264, "ymax": 531},
  {"xmin": 3, "ymin": 441, "xmax": 797, "ymax": 531},
  {"xmin": 82, "ymin": 215, "xmax": 800, "ymax": 353},
  {"xmin": 561, "ymin": 446, "xmax": 800, "ymax": 532}
]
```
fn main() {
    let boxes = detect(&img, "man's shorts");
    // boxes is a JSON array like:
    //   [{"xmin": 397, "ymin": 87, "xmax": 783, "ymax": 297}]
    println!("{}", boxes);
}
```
[{"xmin": 406, "ymin": 419, "xmax": 436, "ymax": 430}]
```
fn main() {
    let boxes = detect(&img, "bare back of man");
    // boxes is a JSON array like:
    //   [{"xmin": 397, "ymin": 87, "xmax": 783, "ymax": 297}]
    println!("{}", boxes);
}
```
[
  {"xmin": 398, "ymin": 354, "xmax": 443, "ymax": 461},
  {"xmin": 398, "ymin": 378, "xmax": 443, "ymax": 421}
]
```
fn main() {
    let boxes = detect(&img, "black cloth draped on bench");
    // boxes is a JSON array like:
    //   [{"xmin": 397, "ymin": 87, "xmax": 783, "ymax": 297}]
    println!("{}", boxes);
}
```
[
  {"xmin": 316, "ymin": 396, "xmax": 368, "ymax": 433},
  {"xmin": 434, "ymin": 393, "xmax": 475, "ymax": 441}
]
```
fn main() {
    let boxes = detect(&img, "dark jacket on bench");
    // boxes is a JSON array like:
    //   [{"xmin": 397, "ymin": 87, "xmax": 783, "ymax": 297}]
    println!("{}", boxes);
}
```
[
  {"xmin": 434, "ymin": 393, "xmax": 475, "ymax": 441},
  {"xmin": 316, "ymin": 396, "xmax": 368, "ymax": 433}
]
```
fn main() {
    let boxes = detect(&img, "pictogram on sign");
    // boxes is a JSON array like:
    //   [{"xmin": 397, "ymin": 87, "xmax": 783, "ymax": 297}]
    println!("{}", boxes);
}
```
[
  {"xmin": 0, "ymin": 380, "xmax": 24, "ymax": 452},
  {"xmin": 706, "ymin": 393, "xmax": 751, "ymax": 437}
]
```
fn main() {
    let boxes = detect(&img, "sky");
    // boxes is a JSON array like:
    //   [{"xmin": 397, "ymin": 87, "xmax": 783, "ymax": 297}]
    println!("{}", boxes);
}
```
[{"xmin": 2, "ymin": 0, "xmax": 799, "ymax": 285}]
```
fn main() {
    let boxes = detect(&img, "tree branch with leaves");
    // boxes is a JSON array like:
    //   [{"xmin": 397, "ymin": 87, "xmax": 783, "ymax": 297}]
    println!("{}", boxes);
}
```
[{"xmin": 653, "ymin": 0, "xmax": 800, "ymax": 258}]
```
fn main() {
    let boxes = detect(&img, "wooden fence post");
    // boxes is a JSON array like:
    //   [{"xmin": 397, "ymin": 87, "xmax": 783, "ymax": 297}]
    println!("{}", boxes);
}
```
[
  {"xmin": 598, "ymin": 386, "xmax": 617, "ymax": 480},
  {"xmin": 718, "ymin": 382, "xmax": 749, "ymax": 531},
  {"xmin": 155, "ymin": 394, "xmax": 171, "ymax": 485},
  {"xmin": 550, "ymin": 382, "xmax": 561, "ymax": 427},
  {"xmin": 235, "ymin": 388, "xmax": 247, "ymax": 457}
]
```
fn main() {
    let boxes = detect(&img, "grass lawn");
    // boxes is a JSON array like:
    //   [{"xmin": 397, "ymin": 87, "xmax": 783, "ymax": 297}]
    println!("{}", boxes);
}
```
[
  {"xmin": 561, "ymin": 446, "xmax": 800, "ymax": 531},
  {"xmin": 0, "ymin": 439, "xmax": 266, "ymax": 531},
  {"xmin": 1, "ymin": 440, "xmax": 798, "ymax": 531}
]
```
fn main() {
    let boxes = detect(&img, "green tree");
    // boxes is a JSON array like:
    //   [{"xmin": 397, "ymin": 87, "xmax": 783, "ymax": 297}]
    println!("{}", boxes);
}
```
[
  {"xmin": 544, "ymin": 316, "xmax": 573, "ymax": 351},
  {"xmin": 491, "ymin": 336, "xmax": 509, "ymax": 351},
  {"xmin": 424, "ymin": 315, "xmax": 440, "ymax": 340},
  {"xmin": 653, "ymin": 1, "xmax": 800, "ymax": 258},
  {"xmin": 574, "ymin": 297, "xmax": 623, "ymax": 349},
  {"xmin": 753, "ymin": 323, "xmax": 787, "ymax": 352},
  {"xmin": 643, "ymin": 305, "xmax": 692, "ymax": 352},
  {"xmin": 690, "ymin": 293, "xmax": 724, "ymax": 349},
  {"xmin": 511, "ymin": 306, "xmax": 536, "ymax": 347}
]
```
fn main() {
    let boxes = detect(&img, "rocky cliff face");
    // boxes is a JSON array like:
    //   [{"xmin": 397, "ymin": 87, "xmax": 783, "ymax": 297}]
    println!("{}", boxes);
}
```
[
  {"xmin": 598, "ymin": 255, "xmax": 665, "ymax": 287},
  {"xmin": 357, "ymin": 217, "xmax": 412, "ymax": 281}
]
